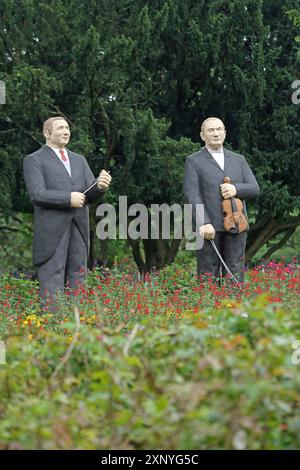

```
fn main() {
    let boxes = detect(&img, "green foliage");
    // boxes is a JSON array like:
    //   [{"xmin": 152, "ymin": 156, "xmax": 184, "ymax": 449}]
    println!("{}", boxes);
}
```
[
  {"xmin": 1, "ymin": 259, "xmax": 299, "ymax": 331},
  {"xmin": 288, "ymin": 8, "xmax": 300, "ymax": 55},
  {"xmin": 0, "ymin": 0, "xmax": 299, "ymax": 267},
  {"xmin": 0, "ymin": 295, "xmax": 299, "ymax": 449},
  {"xmin": 0, "ymin": 261, "xmax": 298, "ymax": 448},
  {"xmin": 115, "ymin": 110, "xmax": 198, "ymax": 205},
  {"xmin": 0, "ymin": 213, "xmax": 34, "ymax": 272},
  {"xmin": 252, "ymin": 226, "xmax": 300, "ymax": 265},
  {"xmin": 0, "ymin": 149, "xmax": 14, "ymax": 216}
]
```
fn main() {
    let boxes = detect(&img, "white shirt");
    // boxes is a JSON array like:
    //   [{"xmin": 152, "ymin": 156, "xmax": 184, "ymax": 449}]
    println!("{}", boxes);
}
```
[
  {"xmin": 206, "ymin": 146, "xmax": 224, "ymax": 171},
  {"xmin": 48, "ymin": 146, "xmax": 72, "ymax": 177}
]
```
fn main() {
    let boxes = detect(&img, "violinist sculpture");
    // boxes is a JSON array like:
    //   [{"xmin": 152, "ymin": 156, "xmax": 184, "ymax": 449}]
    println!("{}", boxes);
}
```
[{"xmin": 184, "ymin": 117, "xmax": 260, "ymax": 283}]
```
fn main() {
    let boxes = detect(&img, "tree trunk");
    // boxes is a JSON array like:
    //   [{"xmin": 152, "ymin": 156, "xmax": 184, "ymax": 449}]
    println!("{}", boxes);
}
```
[
  {"xmin": 128, "ymin": 235, "xmax": 182, "ymax": 274},
  {"xmin": 246, "ymin": 214, "xmax": 300, "ymax": 263},
  {"xmin": 127, "ymin": 237, "xmax": 147, "ymax": 273},
  {"xmin": 262, "ymin": 227, "xmax": 296, "ymax": 260}
]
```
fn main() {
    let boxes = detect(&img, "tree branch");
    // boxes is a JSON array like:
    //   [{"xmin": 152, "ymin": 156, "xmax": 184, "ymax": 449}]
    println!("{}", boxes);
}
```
[
  {"xmin": 0, "ymin": 116, "xmax": 42, "ymax": 146},
  {"xmin": 246, "ymin": 215, "xmax": 300, "ymax": 263},
  {"xmin": 273, "ymin": 215, "xmax": 300, "ymax": 233},
  {"xmin": 48, "ymin": 105, "xmax": 76, "ymax": 128},
  {"xmin": 262, "ymin": 227, "xmax": 297, "ymax": 260},
  {"xmin": 0, "ymin": 226, "xmax": 19, "ymax": 232},
  {"xmin": 248, "ymin": 213, "xmax": 273, "ymax": 234}
]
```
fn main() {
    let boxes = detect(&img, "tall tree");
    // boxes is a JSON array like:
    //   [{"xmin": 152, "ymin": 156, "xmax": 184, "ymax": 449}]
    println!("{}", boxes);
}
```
[{"xmin": 0, "ymin": 0, "xmax": 299, "ymax": 271}]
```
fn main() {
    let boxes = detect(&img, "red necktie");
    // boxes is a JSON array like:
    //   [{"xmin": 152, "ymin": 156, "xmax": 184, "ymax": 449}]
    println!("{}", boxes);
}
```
[{"xmin": 59, "ymin": 149, "xmax": 67, "ymax": 162}]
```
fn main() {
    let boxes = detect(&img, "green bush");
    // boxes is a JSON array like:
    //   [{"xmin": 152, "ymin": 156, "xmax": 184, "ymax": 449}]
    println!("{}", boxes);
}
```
[{"xmin": 0, "ymin": 296, "xmax": 299, "ymax": 450}]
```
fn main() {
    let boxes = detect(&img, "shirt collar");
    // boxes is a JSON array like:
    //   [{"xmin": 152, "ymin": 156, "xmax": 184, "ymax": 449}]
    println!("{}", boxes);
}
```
[
  {"xmin": 47, "ymin": 145, "xmax": 67, "ymax": 152},
  {"xmin": 206, "ymin": 146, "xmax": 224, "ymax": 154},
  {"xmin": 47, "ymin": 145, "xmax": 68, "ymax": 158}
]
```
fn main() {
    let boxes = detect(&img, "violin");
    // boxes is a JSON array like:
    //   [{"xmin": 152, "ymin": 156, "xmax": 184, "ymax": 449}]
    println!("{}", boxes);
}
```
[{"xmin": 222, "ymin": 177, "xmax": 248, "ymax": 234}]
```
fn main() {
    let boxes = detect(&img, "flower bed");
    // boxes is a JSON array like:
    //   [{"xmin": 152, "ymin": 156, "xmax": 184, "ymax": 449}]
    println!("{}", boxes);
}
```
[{"xmin": 0, "ymin": 261, "xmax": 299, "ymax": 449}]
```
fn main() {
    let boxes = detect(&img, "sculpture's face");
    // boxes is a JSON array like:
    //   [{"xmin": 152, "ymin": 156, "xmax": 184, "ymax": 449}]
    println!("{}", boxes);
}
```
[
  {"xmin": 45, "ymin": 119, "xmax": 70, "ymax": 148},
  {"xmin": 200, "ymin": 118, "xmax": 226, "ymax": 150}
]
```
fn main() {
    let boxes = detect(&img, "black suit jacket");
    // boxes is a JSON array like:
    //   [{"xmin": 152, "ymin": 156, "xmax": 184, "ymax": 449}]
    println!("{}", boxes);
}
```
[
  {"xmin": 183, "ymin": 147, "xmax": 260, "ymax": 232},
  {"xmin": 23, "ymin": 145, "xmax": 104, "ymax": 265}
]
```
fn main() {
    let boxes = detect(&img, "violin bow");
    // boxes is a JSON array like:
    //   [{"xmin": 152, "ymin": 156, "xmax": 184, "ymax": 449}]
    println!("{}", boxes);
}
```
[
  {"xmin": 83, "ymin": 171, "xmax": 111, "ymax": 195},
  {"xmin": 209, "ymin": 239, "xmax": 241, "ymax": 286}
]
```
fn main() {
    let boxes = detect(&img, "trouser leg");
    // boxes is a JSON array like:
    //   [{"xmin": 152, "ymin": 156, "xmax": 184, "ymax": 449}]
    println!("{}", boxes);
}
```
[
  {"xmin": 65, "ymin": 222, "xmax": 87, "ymax": 292},
  {"xmin": 37, "ymin": 224, "xmax": 71, "ymax": 311},
  {"xmin": 222, "ymin": 231, "xmax": 247, "ymax": 283}
]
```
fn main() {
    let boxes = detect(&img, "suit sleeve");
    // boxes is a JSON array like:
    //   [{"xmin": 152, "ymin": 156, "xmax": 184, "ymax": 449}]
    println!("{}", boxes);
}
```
[
  {"xmin": 234, "ymin": 156, "xmax": 260, "ymax": 199},
  {"xmin": 184, "ymin": 157, "xmax": 212, "ymax": 227},
  {"xmin": 83, "ymin": 159, "xmax": 105, "ymax": 204},
  {"xmin": 23, "ymin": 155, "xmax": 71, "ymax": 209}
]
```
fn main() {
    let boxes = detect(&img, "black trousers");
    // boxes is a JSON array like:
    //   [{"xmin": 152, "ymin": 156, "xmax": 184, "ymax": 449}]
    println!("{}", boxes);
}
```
[
  {"xmin": 38, "ymin": 221, "xmax": 87, "ymax": 302},
  {"xmin": 196, "ymin": 231, "xmax": 247, "ymax": 283}
]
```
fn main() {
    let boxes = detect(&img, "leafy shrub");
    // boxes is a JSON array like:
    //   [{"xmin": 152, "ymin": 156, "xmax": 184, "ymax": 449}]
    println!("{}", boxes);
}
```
[{"xmin": 0, "ymin": 295, "xmax": 299, "ymax": 450}]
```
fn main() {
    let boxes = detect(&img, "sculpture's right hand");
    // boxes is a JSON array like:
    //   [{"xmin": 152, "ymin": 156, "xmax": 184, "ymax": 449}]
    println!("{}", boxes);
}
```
[
  {"xmin": 70, "ymin": 192, "xmax": 86, "ymax": 208},
  {"xmin": 199, "ymin": 224, "xmax": 216, "ymax": 240}
]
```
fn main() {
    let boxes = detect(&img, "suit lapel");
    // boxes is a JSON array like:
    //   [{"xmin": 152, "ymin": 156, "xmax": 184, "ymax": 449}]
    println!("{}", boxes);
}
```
[
  {"xmin": 43, "ymin": 145, "xmax": 72, "ymax": 179},
  {"xmin": 201, "ymin": 147, "xmax": 234, "ymax": 178},
  {"xmin": 202, "ymin": 147, "xmax": 224, "ymax": 172},
  {"xmin": 66, "ymin": 149, "xmax": 75, "ymax": 179}
]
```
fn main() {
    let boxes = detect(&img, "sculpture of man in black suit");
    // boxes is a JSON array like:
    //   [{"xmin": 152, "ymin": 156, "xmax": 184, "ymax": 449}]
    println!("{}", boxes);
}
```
[
  {"xmin": 23, "ymin": 116, "xmax": 112, "ymax": 305},
  {"xmin": 184, "ymin": 117, "xmax": 260, "ymax": 283}
]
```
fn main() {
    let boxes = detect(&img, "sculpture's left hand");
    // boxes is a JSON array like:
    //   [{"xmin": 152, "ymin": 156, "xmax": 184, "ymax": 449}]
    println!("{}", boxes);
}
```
[{"xmin": 220, "ymin": 183, "xmax": 236, "ymax": 199}]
